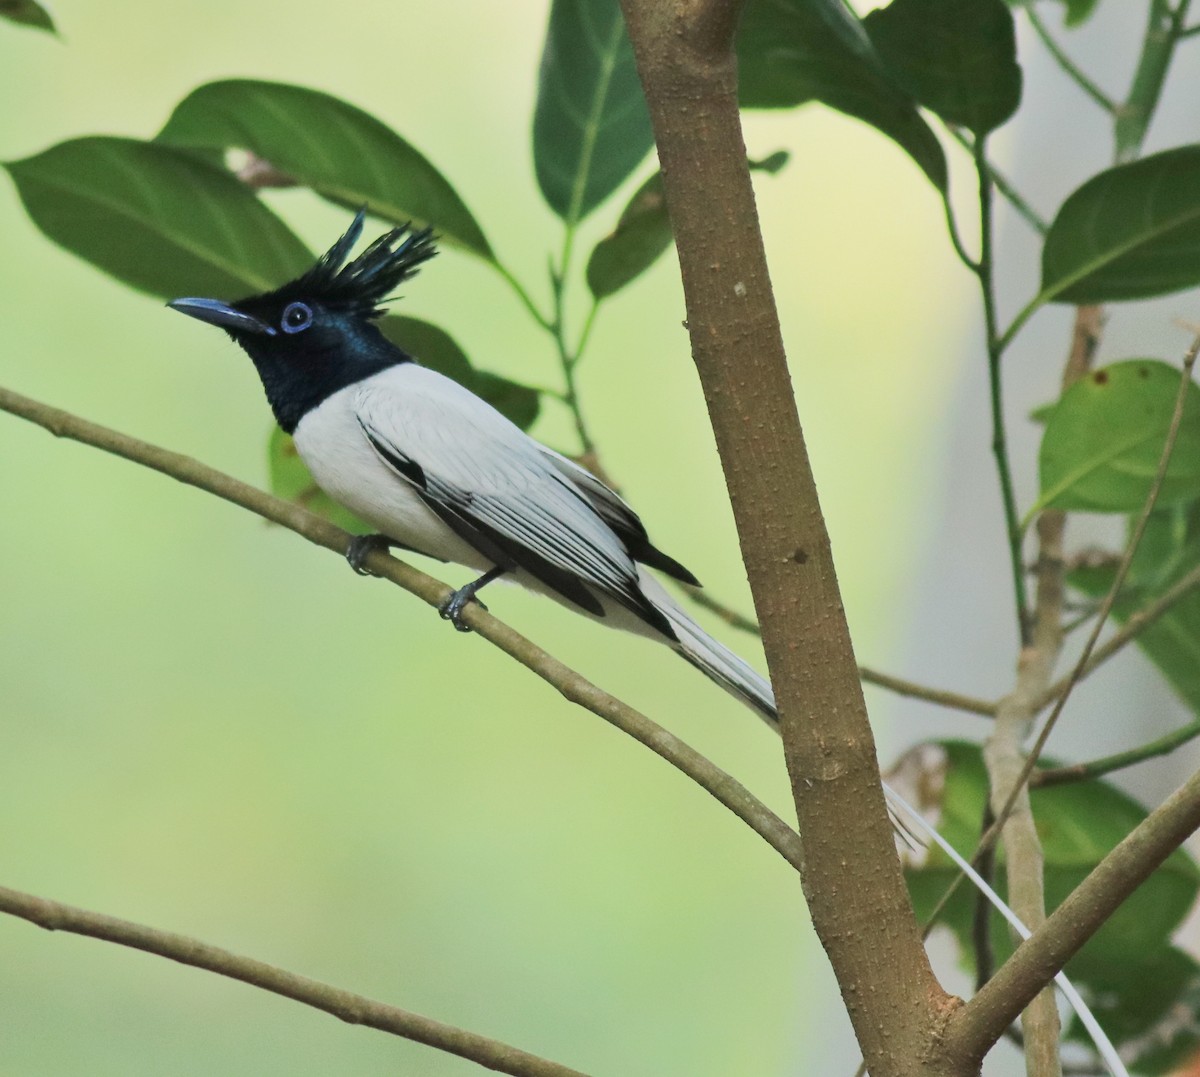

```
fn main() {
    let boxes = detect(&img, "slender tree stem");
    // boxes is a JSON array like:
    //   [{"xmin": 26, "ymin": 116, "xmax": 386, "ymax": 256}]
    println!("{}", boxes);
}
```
[
  {"xmin": 974, "ymin": 134, "xmax": 1030, "ymax": 644},
  {"xmin": 0, "ymin": 385, "xmax": 805, "ymax": 875},
  {"xmin": 0, "ymin": 886, "xmax": 586, "ymax": 1077},
  {"xmin": 1115, "ymin": 0, "xmax": 1193, "ymax": 163},
  {"xmin": 619, "ymin": 4, "xmax": 952, "ymax": 1074}
]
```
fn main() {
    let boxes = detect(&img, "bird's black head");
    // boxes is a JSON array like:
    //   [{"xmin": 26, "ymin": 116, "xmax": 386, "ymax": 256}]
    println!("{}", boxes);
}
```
[{"xmin": 170, "ymin": 210, "xmax": 437, "ymax": 433}]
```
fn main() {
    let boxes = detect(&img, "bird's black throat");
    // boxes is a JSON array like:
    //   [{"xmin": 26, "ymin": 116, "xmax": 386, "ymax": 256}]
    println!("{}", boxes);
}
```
[{"xmin": 235, "ymin": 315, "xmax": 412, "ymax": 434}]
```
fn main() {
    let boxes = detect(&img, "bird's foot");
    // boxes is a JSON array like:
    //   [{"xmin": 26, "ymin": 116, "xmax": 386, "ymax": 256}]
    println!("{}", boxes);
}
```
[
  {"xmin": 346, "ymin": 534, "xmax": 393, "ymax": 576},
  {"xmin": 437, "ymin": 566, "xmax": 505, "ymax": 632},
  {"xmin": 438, "ymin": 587, "xmax": 489, "ymax": 632}
]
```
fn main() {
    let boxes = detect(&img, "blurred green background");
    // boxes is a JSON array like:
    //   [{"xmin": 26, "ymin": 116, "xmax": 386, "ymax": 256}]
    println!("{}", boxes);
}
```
[{"xmin": 0, "ymin": 2, "xmax": 963, "ymax": 1073}]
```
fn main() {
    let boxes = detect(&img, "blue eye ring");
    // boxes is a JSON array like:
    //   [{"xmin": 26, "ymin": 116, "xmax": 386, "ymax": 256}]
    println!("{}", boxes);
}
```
[{"xmin": 281, "ymin": 301, "xmax": 313, "ymax": 334}]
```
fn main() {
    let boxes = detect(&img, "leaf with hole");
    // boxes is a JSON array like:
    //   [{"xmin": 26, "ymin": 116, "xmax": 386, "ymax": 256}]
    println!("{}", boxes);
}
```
[
  {"xmin": 157, "ymin": 79, "xmax": 491, "ymax": 259},
  {"xmin": 4, "ymin": 136, "xmax": 312, "ymax": 299},
  {"xmin": 1041, "ymin": 146, "xmax": 1200, "ymax": 303},
  {"xmin": 1035, "ymin": 360, "xmax": 1200, "ymax": 515},
  {"xmin": 532, "ymin": 0, "xmax": 654, "ymax": 221},
  {"xmin": 864, "ymin": 0, "xmax": 1021, "ymax": 137},
  {"xmin": 737, "ymin": 0, "xmax": 947, "ymax": 190}
]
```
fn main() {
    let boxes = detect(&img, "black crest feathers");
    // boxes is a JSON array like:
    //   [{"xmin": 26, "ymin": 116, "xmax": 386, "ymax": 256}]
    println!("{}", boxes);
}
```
[{"xmin": 291, "ymin": 209, "xmax": 437, "ymax": 318}]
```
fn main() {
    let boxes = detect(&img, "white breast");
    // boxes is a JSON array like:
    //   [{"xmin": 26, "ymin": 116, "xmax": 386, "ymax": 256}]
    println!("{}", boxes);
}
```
[{"xmin": 291, "ymin": 381, "xmax": 491, "ymax": 571}]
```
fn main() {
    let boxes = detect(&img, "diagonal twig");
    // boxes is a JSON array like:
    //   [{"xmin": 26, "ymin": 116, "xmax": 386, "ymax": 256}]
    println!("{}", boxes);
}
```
[{"xmin": 0, "ymin": 885, "xmax": 586, "ymax": 1077}]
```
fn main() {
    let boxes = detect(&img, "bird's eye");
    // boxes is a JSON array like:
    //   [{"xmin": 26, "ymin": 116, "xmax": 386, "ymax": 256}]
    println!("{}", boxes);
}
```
[{"xmin": 281, "ymin": 302, "xmax": 313, "ymax": 334}]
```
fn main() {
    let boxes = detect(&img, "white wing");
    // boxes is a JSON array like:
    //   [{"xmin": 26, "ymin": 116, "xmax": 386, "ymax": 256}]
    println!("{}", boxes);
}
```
[{"xmin": 353, "ymin": 366, "xmax": 673, "ymax": 634}]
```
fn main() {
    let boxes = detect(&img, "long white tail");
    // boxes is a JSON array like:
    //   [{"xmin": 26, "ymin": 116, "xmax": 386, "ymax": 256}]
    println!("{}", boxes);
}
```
[{"xmin": 641, "ymin": 576, "xmax": 1126, "ymax": 1075}]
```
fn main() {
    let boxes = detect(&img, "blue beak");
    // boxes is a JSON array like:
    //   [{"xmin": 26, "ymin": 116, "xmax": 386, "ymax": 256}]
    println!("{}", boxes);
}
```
[{"xmin": 169, "ymin": 297, "xmax": 277, "ymax": 336}]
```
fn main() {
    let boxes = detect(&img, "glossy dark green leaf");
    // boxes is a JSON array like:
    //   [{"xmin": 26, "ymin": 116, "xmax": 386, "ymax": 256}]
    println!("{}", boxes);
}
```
[
  {"xmin": 379, "ymin": 316, "xmax": 540, "ymax": 431},
  {"xmin": 157, "ymin": 79, "xmax": 492, "ymax": 259},
  {"xmin": 1036, "ymin": 361, "xmax": 1200, "ymax": 514},
  {"xmin": 268, "ymin": 427, "xmax": 371, "ymax": 535},
  {"xmin": 1068, "ymin": 503, "xmax": 1200, "ymax": 715},
  {"xmin": 585, "ymin": 154, "xmax": 791, "ymax": 299},
  {"xmin": 864, "ymin": 0, "xmax": 1021, "ymax": 137},
  {"xmin": 737, "ymin": 0, "xmax": 947, "ymax": 190},
  {"xmin": 532, "ymin": 0, "xmax": 654, "ymax": 221},
  {"xmin": 4, "ymin": 136, "xmax": 312, "ymax": 299},
  {"xmin": 0, "ymin": 0, "xmax": 55, "ymax": 32},
  {"xmin": 1041, "ymin": 146, "xmax": 1200, "ymax": 303},
  {"xmin": 906, "ymin": 741, "xmax": 1200, "ymax": 991}
]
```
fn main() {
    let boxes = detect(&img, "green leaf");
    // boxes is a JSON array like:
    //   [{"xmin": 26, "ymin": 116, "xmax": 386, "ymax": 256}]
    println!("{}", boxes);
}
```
[
  {"xmin": 532, "ymin": 0, "xmax": 654, "ymax": 222},
  {"xmin": 0, "ymin": 0, "xmax": 55, "ymax": 32},
  {"xmin": 1041, "ymin": 146, "xmax": 1200, "ymax": 304},
  {"xmin": 1036, "ymin": 360, "xmax": 1200, "ymax": 515},
  {"xmin": 268, "ymin": 427, "xmax": 372, "ymax": 535},
  {"xmin": 1068, "ymin": 503, "xmax": 1200, "ymax": 715},
  {"xmin": 379, "ymin": 316, "xmax": 540, "ymax": 431},
  {"xmin": 585, "ymin": 173, "xmax": 672, "ymax": 299},
  {"xmin": 3, "ymin": 136, "xmax": 312, "ymax": 299},
  {"xmin": 157, "ymin": 79, "xmax": 492, "ymax": 259},
  {"xmin": 906, "ymin": 741, "xmax": 1200, "ymax": 992},
  {"xmin": 863, "ymin": 0, "xmax": 1021, "ymax": 137},
  {"xmin": 1065, "ymin": 946, "xmax": 1200, "ymax": 1073},
  {"xmin": 737, "ymin": 0, "xmax": 947, "ymax": 190},
  {"xmin": 585, "ymin": 154, "xmax": 790, "ymax": 299}
]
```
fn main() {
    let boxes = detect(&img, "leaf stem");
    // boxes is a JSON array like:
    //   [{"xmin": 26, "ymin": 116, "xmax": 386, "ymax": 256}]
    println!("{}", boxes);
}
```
[
  {"xmin": 492, "ymin": 259, "xmax": 554, "ymax": 331},
  {"xmin": 946, "ymin": 127, "xmax": 1049, "ymax": 236},
  {"xmin": 1024, "ymin": 4, "xmax": 1117, "ymax": 114}
]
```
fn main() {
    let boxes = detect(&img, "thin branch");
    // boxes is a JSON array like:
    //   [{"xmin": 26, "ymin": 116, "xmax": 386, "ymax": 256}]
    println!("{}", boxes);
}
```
[
  {"xmin": 1024, "ymin": 5, "xmax": 1117, "ymax": 114},
  {"xmin": 1032, "ymin": 716, "xmax": 1200, "ymax": 787},
  {"xmin": 0, "ymin": 385, "xmax": 804, "ymax": 876},
  {"xmin": 0, "ymin": 885, "xmax": 586, "ymax": 1077},
  {"xmin": 681, "ymin": 586, "xmax": 997, "ymax": 717},
  {"xmin": 946, "ymin": 761, "xmax": 1200, "ymax": 1051},
  {"xmin": 1033, "ymin": 562, "xmax": 1200, "ymax": 712}
]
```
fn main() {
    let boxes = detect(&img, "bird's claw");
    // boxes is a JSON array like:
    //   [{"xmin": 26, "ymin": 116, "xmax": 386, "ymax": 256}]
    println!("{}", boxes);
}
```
[
  {"xmin": 346, "ymin": 534, "xmax": 391, "ymax": 576},
  {"xmin": 438, "ymin": 588, "xmax": 488, "ymax": 632}
]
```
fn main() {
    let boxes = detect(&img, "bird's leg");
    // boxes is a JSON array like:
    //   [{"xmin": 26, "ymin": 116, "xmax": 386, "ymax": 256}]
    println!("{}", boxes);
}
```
[
  {"xmin": 439, "ymin": 566, "xmax": 506, "ymax": 632},
  {"xmin": 345, "ymin": 533, "xmax": 398, "ymax": 576}
]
